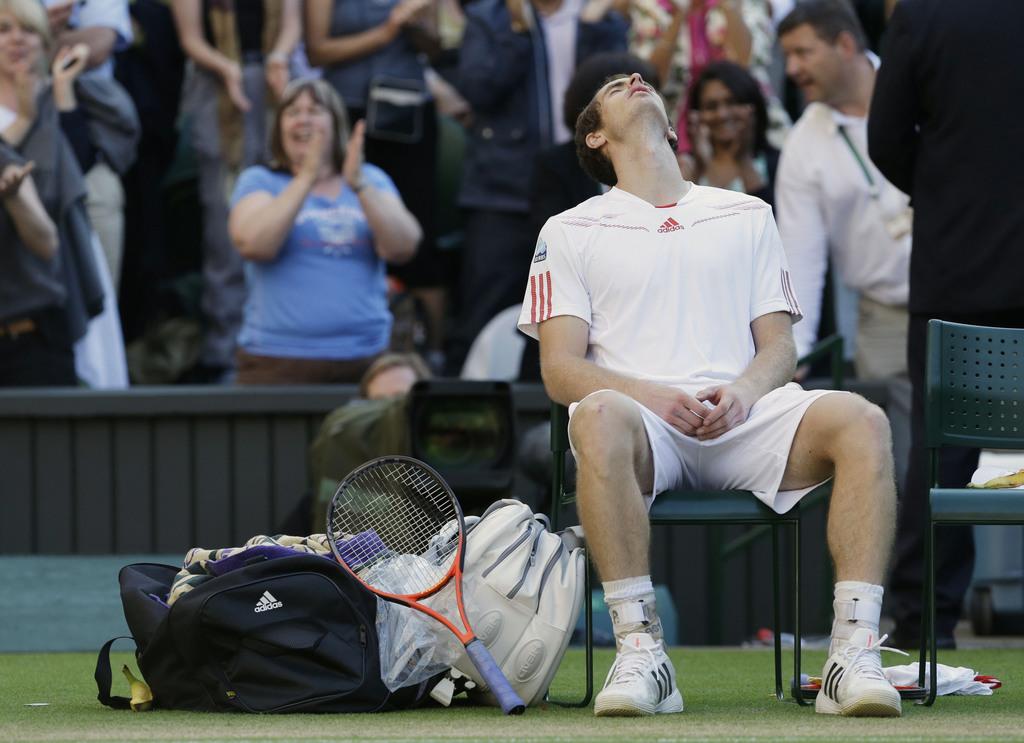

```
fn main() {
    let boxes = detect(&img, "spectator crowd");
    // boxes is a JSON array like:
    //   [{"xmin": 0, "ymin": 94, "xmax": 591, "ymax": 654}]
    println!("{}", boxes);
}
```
[
  {"xmin": 2, "ymin": 0, "xmax": 1023, "ymax": 649},
  {"xmin": 3, "ymin": 0, "xmax": 918, "ymax": 391}
]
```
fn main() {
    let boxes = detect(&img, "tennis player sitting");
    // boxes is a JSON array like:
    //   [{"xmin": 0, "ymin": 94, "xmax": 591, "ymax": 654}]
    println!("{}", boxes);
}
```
[{"xmin": 518, "ymin": 72, "xmax": 902, "ymax": 718}]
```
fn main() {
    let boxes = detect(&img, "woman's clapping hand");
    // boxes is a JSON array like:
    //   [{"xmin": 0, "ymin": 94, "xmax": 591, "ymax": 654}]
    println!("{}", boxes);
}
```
[{"xmin": 343, "ymin": 119, "xmax": 367, "ymax": 191}]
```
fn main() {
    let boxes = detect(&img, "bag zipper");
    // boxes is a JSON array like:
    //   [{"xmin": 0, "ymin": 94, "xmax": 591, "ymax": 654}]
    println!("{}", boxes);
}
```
[
  {"xmin": 534, "ymin": 541, "xmax": 566, "ymax": 611},
  {"xmin": 481, "ymin": 521, "xmax": 533, "ymax": 578},
  {"xmin": 507, "ymin": 522, "xmax": 545, "ymax": 599}
]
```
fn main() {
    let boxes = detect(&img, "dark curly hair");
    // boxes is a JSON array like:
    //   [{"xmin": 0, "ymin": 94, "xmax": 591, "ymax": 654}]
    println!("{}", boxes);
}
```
[
  {"xmin": 574, "ymin": 81, "xmax": 623, "ymax": 188},
  {"xmin": 568, "ymin": 55, "xmax": 660, "ymax": 188},
  {"xmin": 563, "ymin": 53, "xmax": 660, "ymax": 133},
  {"xmin": 574, "ymin": 72, "xmax": 675, "ymax": 188}
]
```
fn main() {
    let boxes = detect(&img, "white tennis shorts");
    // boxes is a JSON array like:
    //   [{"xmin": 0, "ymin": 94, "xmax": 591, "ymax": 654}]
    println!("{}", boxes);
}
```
[{"xmin": 569, "ymin": 383, "xmax": 844, "ymax": 514}]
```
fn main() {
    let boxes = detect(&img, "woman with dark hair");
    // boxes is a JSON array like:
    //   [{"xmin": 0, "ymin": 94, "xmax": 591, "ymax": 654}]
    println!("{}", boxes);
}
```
[
  {"xmin": 680, "ymin": 60, "xmax": 779, "ymax": 205},
  {"xmin": 228, "ymin": 78, "xmax": 421, "ymax": 385}
]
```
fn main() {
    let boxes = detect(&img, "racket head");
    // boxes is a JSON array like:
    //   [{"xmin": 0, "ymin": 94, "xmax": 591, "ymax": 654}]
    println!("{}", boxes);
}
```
[{"xmin": 326, "ymin": 456, "xmax": 465, "ymax": 600}]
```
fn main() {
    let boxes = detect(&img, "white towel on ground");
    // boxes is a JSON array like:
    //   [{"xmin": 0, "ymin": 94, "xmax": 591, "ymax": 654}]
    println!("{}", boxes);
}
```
[{"xmin": 884, "ymin": 662, "xmax": 994, "ymax": 696}]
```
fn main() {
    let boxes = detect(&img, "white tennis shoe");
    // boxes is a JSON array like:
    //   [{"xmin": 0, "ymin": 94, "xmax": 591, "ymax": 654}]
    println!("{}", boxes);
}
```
[
  {"xmin": 594, "ymin": 632, "xmax": 683, "ymax": 716},
  {"xmin": 816, "ymin": 628, "xmax": 905, "ymax": 717}
]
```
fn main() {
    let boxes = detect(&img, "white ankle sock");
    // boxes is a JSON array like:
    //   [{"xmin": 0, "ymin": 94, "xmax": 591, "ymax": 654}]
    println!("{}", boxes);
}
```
[
  {"xmin": 830, "ymin": 581, "xmax": 884, "ymax": 655},
  {"xmin": 603, "ymin": 576, "xmax": 663, "ymax": 646}
]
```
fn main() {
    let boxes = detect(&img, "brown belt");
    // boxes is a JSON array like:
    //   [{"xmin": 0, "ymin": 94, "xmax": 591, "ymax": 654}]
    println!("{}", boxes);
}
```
[{"xmin": 0, "ymin": 318, "xmax": 37, "ymax": 338}]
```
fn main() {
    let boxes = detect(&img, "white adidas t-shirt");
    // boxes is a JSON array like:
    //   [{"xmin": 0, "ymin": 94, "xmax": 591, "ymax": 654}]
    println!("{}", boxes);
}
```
[{"xmin": 517, "ymin": 184, "xmax": 802, "ymax": 394}]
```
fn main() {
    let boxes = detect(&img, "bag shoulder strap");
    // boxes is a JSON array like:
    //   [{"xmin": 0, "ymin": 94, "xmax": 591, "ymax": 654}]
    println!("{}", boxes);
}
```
[{"xmin": 95, "ymin": 636, "xmax": 135, "ymax": 710}]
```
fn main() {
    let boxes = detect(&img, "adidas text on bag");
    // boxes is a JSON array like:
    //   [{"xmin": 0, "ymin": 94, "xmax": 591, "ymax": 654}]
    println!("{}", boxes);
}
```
[{"xmin": 254, "ymin": 590, "xmax": 283, "ymax": 613}]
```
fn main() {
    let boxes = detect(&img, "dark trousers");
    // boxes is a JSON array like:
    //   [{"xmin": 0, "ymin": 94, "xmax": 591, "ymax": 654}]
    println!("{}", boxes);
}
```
[
  {"xmin": 889, "ymin": 308, "xmax": 1024, "ymax": 638},
  {"xmin": 0, "ymin": 307, "xmax": 77, "ymax": 387},
  {"xmin": 446, "ymin": 208, "xmax": 534, "ymax": 374},
  {"xmin": 348, "ymin": 102, "xmax": 442, "ymax": 289}
]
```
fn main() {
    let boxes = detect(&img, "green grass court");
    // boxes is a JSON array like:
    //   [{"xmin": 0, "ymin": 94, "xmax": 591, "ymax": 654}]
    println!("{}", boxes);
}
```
[{"xmin": 3, "ymin": 646, "xmax": 1022, "ymax": 741}]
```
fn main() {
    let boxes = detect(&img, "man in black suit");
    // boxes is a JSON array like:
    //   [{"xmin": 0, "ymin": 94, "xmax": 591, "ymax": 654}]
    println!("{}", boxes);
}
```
[{"xmin": 868, "ymin": 0, "xmax": 1024, "ymax": 649}]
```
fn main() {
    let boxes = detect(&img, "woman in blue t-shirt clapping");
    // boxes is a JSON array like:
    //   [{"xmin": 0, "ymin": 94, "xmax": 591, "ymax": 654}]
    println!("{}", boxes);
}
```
[{"xmin": 229, "ymin": 78, "xmax": 420, "ymax": 384}]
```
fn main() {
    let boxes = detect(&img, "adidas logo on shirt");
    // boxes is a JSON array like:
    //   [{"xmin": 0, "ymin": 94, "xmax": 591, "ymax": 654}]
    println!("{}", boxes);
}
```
[
  {"xmin": 254, "ymin": 590, "xmax": 283, "ymax": 613},
  {"xmin": 657, "ymin": 217, "xmax": 683, "ymax": 233}
]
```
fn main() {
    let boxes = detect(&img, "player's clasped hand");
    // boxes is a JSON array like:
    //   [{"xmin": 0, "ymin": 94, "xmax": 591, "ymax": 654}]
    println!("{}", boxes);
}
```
[
  {"xmin": 641, "ymin": 383, "xmax": 713, "ymax": 437},
  {"xmin": 694, "ymin": 383, "xmax": 757, "ymax": 440}
]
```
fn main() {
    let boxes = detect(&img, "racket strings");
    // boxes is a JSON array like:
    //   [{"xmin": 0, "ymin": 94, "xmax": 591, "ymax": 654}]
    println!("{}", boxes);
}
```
[{"xmin": 329, "ymin": 461, "xmax": 460, "ymax": 595}]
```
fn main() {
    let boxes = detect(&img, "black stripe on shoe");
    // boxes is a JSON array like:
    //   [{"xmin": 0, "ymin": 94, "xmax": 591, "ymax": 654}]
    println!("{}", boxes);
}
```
[
  {"xmin": 824, "ymin": 663, "xmax": 842, "ymax": 701},
  {"xmin": 827, "ymin": 665, "xmax": 846, "ymax": 701}
]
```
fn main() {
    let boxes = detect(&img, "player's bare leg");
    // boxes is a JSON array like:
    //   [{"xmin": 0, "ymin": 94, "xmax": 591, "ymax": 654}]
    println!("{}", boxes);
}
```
[
  {"xmin": 782, "ymin": 393, "xmax": 897, "ymax": 583},
  {"xmin": 569, "ymin": 390, "xmax": 682, "ymax": 716},
  {"xmin": 781, "ymin": 393, "xmax": 903, "ymax": 717},
  {"xmin": 570, "ymin": 390, "xmax": 654, "ymax": 582}
]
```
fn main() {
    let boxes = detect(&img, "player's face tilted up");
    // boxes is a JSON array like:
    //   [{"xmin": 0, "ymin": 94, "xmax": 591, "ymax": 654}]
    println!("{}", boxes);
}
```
[{"xmin": 584, "ymin": 73, "xmax": 670, "ymax": 149}]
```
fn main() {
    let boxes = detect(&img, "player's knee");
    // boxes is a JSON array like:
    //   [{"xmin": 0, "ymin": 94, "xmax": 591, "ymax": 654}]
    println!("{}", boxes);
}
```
[
  {"xmin": 569, "ymin": 390, "xmax": 643, "ymax": 464},
  {"xmin": 838, "ymin": 397, "xmax": 893, "ymax": 466}
]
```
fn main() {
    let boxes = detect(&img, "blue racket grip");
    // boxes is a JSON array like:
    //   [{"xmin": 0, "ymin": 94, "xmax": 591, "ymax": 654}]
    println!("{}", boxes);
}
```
[{"xmin": 465, "ymin": 639, "xmax": 526, "ymax": 715}]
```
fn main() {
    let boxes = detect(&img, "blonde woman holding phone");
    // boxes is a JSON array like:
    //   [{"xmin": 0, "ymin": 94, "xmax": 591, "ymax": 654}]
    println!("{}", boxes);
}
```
[{"xmin": 0, "ymin": 0, "xmax": 98, "ymax": 385}]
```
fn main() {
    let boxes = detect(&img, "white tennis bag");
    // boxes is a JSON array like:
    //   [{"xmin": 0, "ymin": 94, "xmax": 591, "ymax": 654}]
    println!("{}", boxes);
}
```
[{"xmin": 437, "ymin": 499, "xmax": 585, "ymax": 707}]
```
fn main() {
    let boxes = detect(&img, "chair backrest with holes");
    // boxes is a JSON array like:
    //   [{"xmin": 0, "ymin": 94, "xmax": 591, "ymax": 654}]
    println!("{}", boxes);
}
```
[{"xmin": 926, "ymin": 319, "xmax": 1024, "ymax": 452}]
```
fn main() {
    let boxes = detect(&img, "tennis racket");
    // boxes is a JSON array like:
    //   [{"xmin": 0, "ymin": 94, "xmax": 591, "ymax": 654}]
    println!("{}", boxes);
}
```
[{"xmin": 326, "ymin": 456, "xmax": 526, "ymax": 715}]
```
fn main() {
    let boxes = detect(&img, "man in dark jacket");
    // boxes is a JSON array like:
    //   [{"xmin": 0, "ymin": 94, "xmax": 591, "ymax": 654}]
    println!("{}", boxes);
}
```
[
  {"xmin": 867, "ymin": 0, "xmax": 1024, "ymax": 649},
  {"xmin": 449, "ymin": 0, "xmax": 626, "ymax": 373}
]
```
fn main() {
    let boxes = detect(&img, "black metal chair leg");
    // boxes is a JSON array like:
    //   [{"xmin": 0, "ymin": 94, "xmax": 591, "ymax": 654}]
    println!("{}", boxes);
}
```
[
  {"xmin": 917, "ymin": 534, "xmax": 929, "ymax": 695},
  {"xmin": 548, "ymin": 550, "xmax": 594, "ymax": 708},
  {"xmin": 792, "ymin": 519, "xmax": 812, "ymax": 705},
  {"xmin": 583, "ymin": 558, "xmax": 594, "ymax": 706},
  {"xmin": 772, "ymin": 524, "xmax": 784, "ymax": 700},
  {"xmin": 926, "ymin": 522, "xmax": 937, "ymax": 705}
]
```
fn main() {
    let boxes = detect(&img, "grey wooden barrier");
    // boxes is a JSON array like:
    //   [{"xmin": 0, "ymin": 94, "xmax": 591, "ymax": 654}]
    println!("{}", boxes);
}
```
[
  {"xmin": 0, "ymin": 384, "xmax": 552, "ymax": 556},
  {"xmin": 0, "ymin": 380, "xmax": 884, "ymax": 643}
]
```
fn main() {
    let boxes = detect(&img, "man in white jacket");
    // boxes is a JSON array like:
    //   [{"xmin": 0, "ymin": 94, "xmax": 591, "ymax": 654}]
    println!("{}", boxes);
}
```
[{"xmin": 775, "ymin": 0, "xmax": 910, "ymax": 381}]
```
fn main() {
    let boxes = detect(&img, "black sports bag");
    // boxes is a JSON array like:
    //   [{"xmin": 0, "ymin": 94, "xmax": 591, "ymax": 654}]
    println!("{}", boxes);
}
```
[{"xmin": 95, "ymin": 553, "xmax": 432, "ymax": 713}]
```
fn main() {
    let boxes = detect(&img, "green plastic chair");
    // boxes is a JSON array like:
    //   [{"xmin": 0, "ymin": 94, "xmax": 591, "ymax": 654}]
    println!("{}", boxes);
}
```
[
  {"xmin": 549, "ymin": 335, "xmax": 845, "ymax": 707},
  {"xmin": 919, "ymin": 319, "xmax": 1024, "ymax": 705}
]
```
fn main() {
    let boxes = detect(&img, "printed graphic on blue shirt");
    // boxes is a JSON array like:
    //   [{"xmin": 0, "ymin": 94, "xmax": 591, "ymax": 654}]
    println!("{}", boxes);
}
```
[{"xmin": 230, "ymin": 164, "xmax": 400, "ymax": 359}]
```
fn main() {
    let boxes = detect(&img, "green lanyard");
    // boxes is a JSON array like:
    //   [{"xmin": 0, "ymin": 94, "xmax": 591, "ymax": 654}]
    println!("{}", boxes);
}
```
[{"xmin": 837, "ymin": 125, "xmax": 880, "ymax": 199}]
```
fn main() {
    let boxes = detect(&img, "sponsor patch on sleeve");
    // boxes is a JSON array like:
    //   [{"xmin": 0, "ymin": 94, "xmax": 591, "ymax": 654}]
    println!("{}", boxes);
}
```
[{"xmin": 532, "ymin": 238, "xmax": 548, "ymax": 263}]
